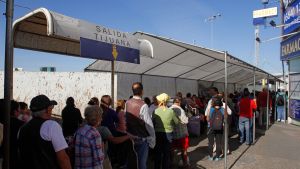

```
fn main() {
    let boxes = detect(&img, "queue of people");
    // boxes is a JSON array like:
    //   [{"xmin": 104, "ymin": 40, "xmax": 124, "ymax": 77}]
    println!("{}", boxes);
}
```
[{"xmin": 0, "ymin": 82, "xmax": 288, "ymax": 169}]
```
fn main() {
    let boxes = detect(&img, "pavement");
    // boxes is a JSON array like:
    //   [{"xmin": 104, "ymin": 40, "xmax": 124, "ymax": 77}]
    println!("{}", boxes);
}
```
[{"xmin": 185, "ymin": 123, "xmax": 300, "ymax": 169}]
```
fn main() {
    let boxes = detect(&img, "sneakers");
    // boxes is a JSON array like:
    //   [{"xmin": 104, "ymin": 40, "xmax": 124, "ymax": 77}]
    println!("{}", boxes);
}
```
[
  {"xmin": 208, "ymin": 156, "xmax": 214, "ymax": 161},
  {"xmin": 214, "ymin": 157, "xmax": 222, "ymax": 161}
]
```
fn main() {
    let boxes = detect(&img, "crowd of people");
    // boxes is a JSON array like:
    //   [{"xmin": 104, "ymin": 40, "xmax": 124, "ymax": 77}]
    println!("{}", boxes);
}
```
[{"xmin": 0, "ymin": 82, "xmax": 287, "ymax": 169}]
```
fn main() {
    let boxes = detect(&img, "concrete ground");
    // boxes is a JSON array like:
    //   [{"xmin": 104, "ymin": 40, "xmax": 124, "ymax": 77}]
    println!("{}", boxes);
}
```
[{"xmin": 186, "ymin": 123, "xmax": 300, "ymax": 169}]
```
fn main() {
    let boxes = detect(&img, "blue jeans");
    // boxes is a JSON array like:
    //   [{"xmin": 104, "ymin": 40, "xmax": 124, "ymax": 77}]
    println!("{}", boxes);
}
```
[
  {"xmin": 134, "ymin": 139, "xmax": 149, "ymax": 169},
  {"xmin": 239, "ymin": 117, "xmax": 251, "ymax": 144},
  {"xmin": 277, "ymin": 106, "xmax": 284, "ymax": 121}
]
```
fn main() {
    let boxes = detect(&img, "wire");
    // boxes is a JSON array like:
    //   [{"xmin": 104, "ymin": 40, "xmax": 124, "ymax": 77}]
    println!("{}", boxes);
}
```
[{"xmin": 0, "ymin": 0, "xmax": 31, "ymax": 11}]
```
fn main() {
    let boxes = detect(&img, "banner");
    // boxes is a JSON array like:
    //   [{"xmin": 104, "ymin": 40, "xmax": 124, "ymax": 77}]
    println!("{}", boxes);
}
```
[
  {"xmin": 289, "ymin": 99, "xmax": 300, "ymax": 120},
  {"xmin": 283, "ymin": 0, "xmax": 300, "ymax": 34},
  {"xmin": 280, "ymin": 32, "xmax": 300, "ymax": 60}
]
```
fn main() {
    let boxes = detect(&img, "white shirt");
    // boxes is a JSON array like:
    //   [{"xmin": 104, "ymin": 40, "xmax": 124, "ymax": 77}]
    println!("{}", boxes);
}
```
[
  {"xmin": 170, "ymin": 105, "xmax": 188, "ymax": 124},
  {"xmin": 148, "ymin": 104, "xmax": 157, "ymax": 119},
  {"xmin": 130, "ymin": 96, "xmax": 156, "ymax": 148},
  {"xmin": 40, "ymin": 120, "xmax": 68, "ymax": 152},
  {"xmin": 205, "ymin": 99, "xmax": 232, "ymax": 117}
]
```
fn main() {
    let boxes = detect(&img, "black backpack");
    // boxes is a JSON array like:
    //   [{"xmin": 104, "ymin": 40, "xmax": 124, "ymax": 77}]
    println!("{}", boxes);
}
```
[
  {"xmin": 210, "ymin": 108, "xmax": 224, "ymax": 131},
  {"xmin": 277, "ymin": 94, "xmax": 284, "ymax": 106}
]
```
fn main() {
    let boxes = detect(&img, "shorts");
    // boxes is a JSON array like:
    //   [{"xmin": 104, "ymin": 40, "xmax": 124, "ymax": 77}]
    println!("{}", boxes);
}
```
[{"xmin": 172, "ymin": 136, "xmax": 189, "ymax": 150}]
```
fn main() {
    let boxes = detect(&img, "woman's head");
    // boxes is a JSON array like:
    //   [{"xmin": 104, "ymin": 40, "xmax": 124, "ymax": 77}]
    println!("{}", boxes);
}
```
[
  {"xmin": 101, "ymin": 95, "xmax": 112, "ymax": 108},
  {"xmin": 173, "ymin": 97, "xmax": 182, "ymax": 106},
  {"xmin": 116, "ymin": 99, "xmax": 125, "ymax": 113},
  {"xmin": 88, "ymin": 97, "xmax": 99, "ymax": 106},
  {"xmin": 156, "ymin": 93, "xmax": 170, "ymax": 106},
  {"xmin": 84, "ymin": 105, "xmax": 102, "ymax": 127},
  {"xmin": 243, "ymin": 88, "xmax": 250, "ymax": 97}
]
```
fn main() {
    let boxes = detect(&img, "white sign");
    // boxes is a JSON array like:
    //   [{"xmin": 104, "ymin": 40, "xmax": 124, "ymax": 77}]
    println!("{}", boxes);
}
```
[
  {"xmin": 51, "ymin": 11, "xmax": 139, "ymax": 50},
  {"xmin": 253, "ymin": 7, "xmax": 278, "ymax": 19}
]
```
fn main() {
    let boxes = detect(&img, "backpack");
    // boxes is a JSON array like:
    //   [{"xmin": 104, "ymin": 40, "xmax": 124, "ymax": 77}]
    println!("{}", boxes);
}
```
[
  {"xmin": 210, "ymin": 108, "xmax": 224, "ymax": 131},
  {"xmin": 277, "ymin": 94, "xmax": 284, "ymax": 106}
]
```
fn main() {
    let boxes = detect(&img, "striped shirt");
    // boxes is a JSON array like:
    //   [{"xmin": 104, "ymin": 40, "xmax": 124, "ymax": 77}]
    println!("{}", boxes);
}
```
[{"xmin": 75, "ymin": 124, "xmax": 104, "ymax": 169}]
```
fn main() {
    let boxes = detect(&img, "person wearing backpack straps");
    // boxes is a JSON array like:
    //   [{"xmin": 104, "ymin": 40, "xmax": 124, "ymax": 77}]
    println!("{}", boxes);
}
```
[
  {"xmin": 207, "ymin": 97, "xmax": 224, "ymax": 161},
  {"xmin": 276, "ymin": 89, "xmax": 285, "ymax": 122}
]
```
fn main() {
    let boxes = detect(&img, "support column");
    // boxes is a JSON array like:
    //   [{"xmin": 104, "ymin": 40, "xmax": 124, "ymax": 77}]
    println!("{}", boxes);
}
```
[
  {"xmin": 111, "ymin": 60, "xmax": 115, "ymax": 108},
  {"xmin": 253, "ymin": 68, "xmax": 256, "ymax": 143},
  {"xmin": 266, "ymin": 74, "xmax": 270, "ymax": 130},
  {"xmin": 224, "ymin": 51, "xmax": 228, "ymax": 169}
]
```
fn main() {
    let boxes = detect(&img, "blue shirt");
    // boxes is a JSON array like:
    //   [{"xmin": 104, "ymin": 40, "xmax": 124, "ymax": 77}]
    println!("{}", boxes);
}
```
[
  {"xmin": 208, "ymin": 107, "xmax": 224, "ymax": 127},
  {"xmin": 101, "ymin": 107, "xmax": 119, "ymax": 135}
]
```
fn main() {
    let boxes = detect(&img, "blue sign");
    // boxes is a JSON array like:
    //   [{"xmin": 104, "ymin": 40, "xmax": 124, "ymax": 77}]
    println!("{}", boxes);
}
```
[
  {"xmin": 289, "ymin": 99, "xmax": 300, "ymax": 120},
  {"xmin": 253, "ymin": 18, "xmax": 265, "ymax": 26},
  {"xmin": 283, "ymin": 0, "xmax": 300, "ymax": 35},
  {"xmin": 80, "ymin": 37, "xmax": 140, "ymax": 64},
  {"xmin": 280, "ymin": 32, "xmax": 300, "ymax": 60}
]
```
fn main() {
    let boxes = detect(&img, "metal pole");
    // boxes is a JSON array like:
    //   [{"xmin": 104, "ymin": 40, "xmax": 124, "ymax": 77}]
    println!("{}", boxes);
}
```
[
  {"xmin": 282, "ymin": 61, "xmax": 286, "ymax": 123},
  {"xmin": 253, "ymin": 68, "xmax": 256, "ymax": 143},
  {"xmin": 274, "ymin": 80, "xmax": 277, "ymax": 123},
  {"xmin": 3, "ymin": 0, "xmax": 14, "ymax": 169},
  {"xmin": 266, "ymin": 74, "xmax": 270, "ymax": 130},
  {"xmin": 224, "ymin": 51, "xmax": 228, "ymax": 169},
  {"xmin": 287, "ymin": 61, "xmax": 290, "ymax": 123},
  {"xmin": 111, "ymin": 60, "xmax": 115, "ymax": 109}
]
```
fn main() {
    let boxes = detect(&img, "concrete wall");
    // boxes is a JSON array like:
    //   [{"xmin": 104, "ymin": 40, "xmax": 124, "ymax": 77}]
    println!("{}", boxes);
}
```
[{"xmin": 0, "ymin": 71, "xmax": 115, "ymax": 116}]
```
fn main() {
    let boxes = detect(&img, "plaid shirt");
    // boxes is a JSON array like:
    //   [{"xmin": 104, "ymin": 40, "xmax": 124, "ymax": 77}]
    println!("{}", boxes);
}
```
[{"xmin": 75, "ymin": 124, "xmax": 104, "ymax": 169}]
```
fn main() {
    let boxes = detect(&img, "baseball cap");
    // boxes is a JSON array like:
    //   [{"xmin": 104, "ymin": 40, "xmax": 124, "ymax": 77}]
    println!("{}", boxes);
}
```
[{"xmin": 30, "ymin": 95, "xmax": 57, "ymax": 112}]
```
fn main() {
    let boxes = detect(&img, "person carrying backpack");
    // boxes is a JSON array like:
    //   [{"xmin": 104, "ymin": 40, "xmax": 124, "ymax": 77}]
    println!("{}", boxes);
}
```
[
  {"xmin": 276, "ymin": 89, "xmax": 285, "ymax": 122},
  {"xmin": 207, "ymin": 97, "xmax": 224, "ymax": 161}
]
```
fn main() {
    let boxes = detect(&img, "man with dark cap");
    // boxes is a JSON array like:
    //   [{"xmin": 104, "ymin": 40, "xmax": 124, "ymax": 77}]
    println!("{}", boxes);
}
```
[{"xmin": 18, "ymin": 95, "xmax": 72, "ymax": 169}]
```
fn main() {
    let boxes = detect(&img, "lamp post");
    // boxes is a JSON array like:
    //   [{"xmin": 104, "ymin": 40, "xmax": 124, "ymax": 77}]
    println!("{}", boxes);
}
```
[{"xmin": 205, "ymin": 13, "xmax": 221, "ymax": 48}]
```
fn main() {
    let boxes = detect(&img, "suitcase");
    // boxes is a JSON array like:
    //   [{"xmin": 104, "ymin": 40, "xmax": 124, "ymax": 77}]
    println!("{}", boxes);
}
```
[{"xmin": 187, "ymin": 116, "xmax": 201, "ymax": 137}]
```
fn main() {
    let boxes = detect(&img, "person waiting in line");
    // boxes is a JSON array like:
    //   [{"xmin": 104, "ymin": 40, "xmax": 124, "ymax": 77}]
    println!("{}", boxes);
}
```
[
  {"xmin": 88, "ymin": 97, "xmax": 100, "ymax": 106},
  {"xmin": 170, "ymin": 97, "xmax": 190, "ymax": 167},
  {"xmin": 116, "ymin": 99, "xmax": 126, "ymax": 133},
  {"xmin": 207, "ymin": 97, "xmax": 224, "ymax": 161},
  {"xmin": 18, "ymin": 102, "xmax": 32, "ymax": 122},
  {"xmin": 10, "ymin": 100, "xmax": 25, "ymax": 169},
  {"xmin": 239, "ymin": 88, "xmax": 257, "ymax": 145},
  {"xmin": 125, "ymin": 82, "xmax": 155, "ymax": 169},
  {"xmin": 74, "ymin": 105, "xmax": 104, "ymax": 169},
  {"xmin": 149, "ymin": 95, "xmax": 158, "ymax": 118},
  {"xmin": 152, "ymin": 93, "xmax": 179, "ymax": 169},
  {"xmin": 276, "ymin": 89, "xmax": 285, "ymax": 122},
  {"xmin": 257, "ymin": 88, "xmax": 272, "ymax": 127},
  {"xmin": 18, "ymin": 95, "xmax": 71, "ymax": 169},
  {"xmin": 61, "ymin": 97, "xmax": 83, "ymax": 137}
]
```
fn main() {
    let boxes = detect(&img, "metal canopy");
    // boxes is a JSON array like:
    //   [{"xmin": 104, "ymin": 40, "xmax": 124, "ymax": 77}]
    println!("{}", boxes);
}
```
[{"xmin": 86, "ymin": 32, "xmax": 279, "ymax": 84}]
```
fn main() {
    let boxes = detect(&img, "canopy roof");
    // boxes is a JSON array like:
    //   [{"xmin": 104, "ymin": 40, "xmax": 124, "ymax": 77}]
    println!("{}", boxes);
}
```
[{"xmin": 86, "ymin": 32, "xmax": 279, "ymax": 84}]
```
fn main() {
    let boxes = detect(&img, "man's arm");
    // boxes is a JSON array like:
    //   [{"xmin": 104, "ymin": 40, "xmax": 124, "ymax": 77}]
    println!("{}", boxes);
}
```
[
  {"xmin": 140, "ymin": 104, "xmax": 156, "ymax": 148},
  {"xmin": 56, "ymin": 149, "xmax": 72, "ymax": 169}
]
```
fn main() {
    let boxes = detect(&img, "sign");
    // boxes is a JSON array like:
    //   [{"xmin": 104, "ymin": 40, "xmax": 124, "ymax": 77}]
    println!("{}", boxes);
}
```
[
  {"xmin": 80, "ymin": 37, "xmax": 140, "ymax": 64},
  {"xmin": 280, "ymin": 32, "xmax": 300, "ymax": 60},
  {"xmin": 289, "ymin": 99, "xmax": 300, "ymax": 120},
  {"xmin": 283, "ymin": 0, "xmax": 300, "ymax": 34},
  {"xmin": 253, "ymin": 7, "xmax": 278, "ymax": 18},
  {"xmin": 290, "ymin": 74, "xmax": 300, "ymax": 99},
  {"xmin": 253, "ymin": 18, "xmax": 265, "ymax": 26}
]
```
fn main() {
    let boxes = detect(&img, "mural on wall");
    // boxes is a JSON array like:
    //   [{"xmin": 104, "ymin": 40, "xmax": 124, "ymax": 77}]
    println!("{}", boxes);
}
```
[{"xmin": 0, "ymin": 71, "xmax": 115, "ymax": 116}]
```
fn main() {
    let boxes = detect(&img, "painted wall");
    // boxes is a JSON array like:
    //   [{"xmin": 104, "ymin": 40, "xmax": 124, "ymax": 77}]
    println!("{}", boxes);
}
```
[{"xmin": 0, "ymin": 71, "xmax": 115, "ymax": 116}]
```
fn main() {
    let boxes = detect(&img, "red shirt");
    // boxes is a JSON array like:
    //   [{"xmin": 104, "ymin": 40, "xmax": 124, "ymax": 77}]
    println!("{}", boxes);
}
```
[
  {"xmin": 239, "ymin": 97, "xmax": 257, "ymax": 118},
  {"xmin": 258, "ymin": 91, "xmax": 272, "ymax": 108}
]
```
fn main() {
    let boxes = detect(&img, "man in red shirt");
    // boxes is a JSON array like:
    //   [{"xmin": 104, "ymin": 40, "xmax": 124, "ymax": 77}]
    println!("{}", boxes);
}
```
[
  {"xmin": 257, "ymin": 88, "xmax": 272, "ymax": 126},
  {"xmin": 239, "ymin": 88, "xmax": 257, "ymax": 145}
]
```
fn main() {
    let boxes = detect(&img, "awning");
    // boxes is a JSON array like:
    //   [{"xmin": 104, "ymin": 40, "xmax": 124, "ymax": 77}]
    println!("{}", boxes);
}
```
[
  {"xmin": 13, "ymin": 8, "xmax": 153, "ymax": 58},
  {"xmin": 85, "ymin": 32, "xmax": 280, "ymax": 84}
]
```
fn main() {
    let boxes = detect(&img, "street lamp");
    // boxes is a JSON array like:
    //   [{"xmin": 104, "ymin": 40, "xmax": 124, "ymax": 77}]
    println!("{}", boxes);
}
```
[{"xmin": 205, "ymin": 13, "xmax": 221, "ymax": 48}]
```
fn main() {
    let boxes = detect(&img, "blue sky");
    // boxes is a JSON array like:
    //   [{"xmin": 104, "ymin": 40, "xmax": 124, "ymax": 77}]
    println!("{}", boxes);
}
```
[{"xmin": 0, "ymin": 0, "xmax": 284, "ymax": 73}]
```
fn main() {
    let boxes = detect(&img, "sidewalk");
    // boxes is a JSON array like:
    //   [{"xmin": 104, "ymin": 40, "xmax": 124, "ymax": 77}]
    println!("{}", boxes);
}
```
[{"xmin": 186, "ymin": 123, "xmax": 300, "ymax": 169}]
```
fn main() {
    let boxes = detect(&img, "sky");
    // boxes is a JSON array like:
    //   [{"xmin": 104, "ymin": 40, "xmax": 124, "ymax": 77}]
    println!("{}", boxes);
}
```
[{"xmin": 0, "ymin": 0, "xmax": 284, "ymax": 74}]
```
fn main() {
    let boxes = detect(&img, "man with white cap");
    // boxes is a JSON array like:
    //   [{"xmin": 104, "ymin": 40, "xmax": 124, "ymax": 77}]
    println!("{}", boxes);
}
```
[{"xmin": 18, "ymin": 95, "xmax": 71, "ymax": 169}]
